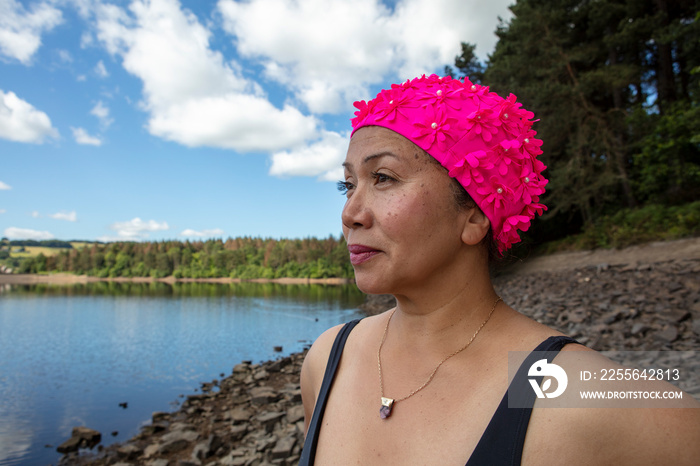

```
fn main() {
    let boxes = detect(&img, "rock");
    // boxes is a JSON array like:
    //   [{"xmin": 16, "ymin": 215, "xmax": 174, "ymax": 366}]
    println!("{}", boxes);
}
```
[
  {"xmin": 630, "ymin": 323, "xmax": 649, "ymax": 336},
  {"xmin": 230, "ymin": 424, "xmax": 248, "ymax": 441},
  {"xmin": 656, "ymin": 325, "xmax": 679, "ymax": 343},
  {"xmin": 56, "ymin": 436, "xmax": 82, "ymax": 454},
  {"xmin": 141, "ymin": 423, "xmax": 167, "ymax": 436},
  {"xmin": 57, "ymin": 426, "xmax": 101, "ymax": 453},
  {"xmin": 286, "ymin": 404, "xmax": 305, "ymax": 424},
  {"xmin": 267, "ymin": 358, "xmax": 291, "ymax": 372},
  {"xmin": 250, "ymin": 386, "xmax": 278, "ymax": 405},
  {"xmin": 143, "ymin": 443, "xmax": 159, "ymax": 458},
  {"xmin": 191, "ymin": 442, "xmax": 208, "ymax": 461},
  {"xmin": 271, "ymin": 435, "xmax": 297, "ymax": 460},
  {"xmin": 116, "ymin": 444, "xmax": 142, "ymax": 460},
  {"xmin": 232, "ymin": 362, "xmax": 250, "ymax": 374},
  {"xmin": 257, "ymin": 411, "xmax": 284, "ymax": 433},
  {"xmin": 152, "ymin": 411, "xmax": 170, "ymax": 423},
  {"xmin": 147, "ymin": 460, "xmax": 169, "ymax": 466},
  {"xmin": 668, "ymin": 309, "xmax": 691, "ymax": 322},
  {"xmin": 253, "ymin": 369, "xmax": 269, "ymax": 381},
  {"xmin": 229, "ymin": 407, "xmax": 253, "ymax": 423},
  {"xmin": 158, "ymin": 430, "xmax": 199, "ymax": 454}
]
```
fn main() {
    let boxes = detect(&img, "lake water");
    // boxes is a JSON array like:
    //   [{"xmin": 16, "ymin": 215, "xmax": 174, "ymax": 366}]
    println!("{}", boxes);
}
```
[{"xmin": 0, "ymin": 281, "xmax": 365, "ymax": 466}]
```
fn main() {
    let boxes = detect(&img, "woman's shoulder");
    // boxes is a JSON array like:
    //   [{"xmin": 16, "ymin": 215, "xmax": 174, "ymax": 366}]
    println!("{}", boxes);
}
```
[
  {"xmin": 301, "ymin": 312, "xmax": 388, "ymax": 383},
  {"xmin": 300, "ymin": 313, "xmax": 390, "ymax": 432},
  {"xmin": 526, "ymin": 389, "xmax": 700, "ymax": 464},
  {"xmin": 523, "ymin": 338, "xmax": 700, "ymax": 464}
]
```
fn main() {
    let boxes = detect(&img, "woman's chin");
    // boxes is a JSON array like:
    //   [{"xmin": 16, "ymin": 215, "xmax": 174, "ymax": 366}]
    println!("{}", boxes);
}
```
[{"xmin": 353, "ymin": 274, "xmax": 395, "ymax": 296}]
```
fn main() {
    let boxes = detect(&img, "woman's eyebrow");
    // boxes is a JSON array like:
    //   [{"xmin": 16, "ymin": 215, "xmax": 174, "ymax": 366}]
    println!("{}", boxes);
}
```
[
  {"xmin": 363, "ymin": 151, "xmax": 398, "ymax": 164},
  {"xmin": 343, "ymin": 151, "xmax": 399, "ymax": 172}
]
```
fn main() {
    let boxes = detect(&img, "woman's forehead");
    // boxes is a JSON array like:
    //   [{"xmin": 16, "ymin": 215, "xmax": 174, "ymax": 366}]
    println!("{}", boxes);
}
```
[{"xmin": 346, "ymin": 126, "xmax": 424, "ymax": 164}]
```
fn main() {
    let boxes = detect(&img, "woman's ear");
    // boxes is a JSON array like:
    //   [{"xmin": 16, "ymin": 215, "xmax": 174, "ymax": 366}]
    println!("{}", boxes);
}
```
[{"xmin": 461, "ymin": 207, "xmax": 491, "ymax": 246}]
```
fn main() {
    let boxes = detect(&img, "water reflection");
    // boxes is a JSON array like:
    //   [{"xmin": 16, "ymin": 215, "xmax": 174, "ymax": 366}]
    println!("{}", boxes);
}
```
[{"xmin": 2, "ymin": 281, "xmax": 362, "ymax": 302}]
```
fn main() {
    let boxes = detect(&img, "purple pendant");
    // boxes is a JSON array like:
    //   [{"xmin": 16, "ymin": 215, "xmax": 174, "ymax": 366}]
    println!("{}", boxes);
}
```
[{"xmin": 380, "ymin": 397, "xmax": 394, "ymax": 419}]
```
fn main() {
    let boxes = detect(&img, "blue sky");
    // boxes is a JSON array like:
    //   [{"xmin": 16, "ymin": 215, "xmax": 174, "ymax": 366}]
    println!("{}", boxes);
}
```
[{"xmin": 0, "ymin": 0, "xmax": 512, "ymax": 242}]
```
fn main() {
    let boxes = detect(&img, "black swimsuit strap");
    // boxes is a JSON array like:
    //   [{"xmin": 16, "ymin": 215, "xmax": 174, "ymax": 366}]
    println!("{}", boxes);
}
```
[
  {"xmin": 299, "ymin": 319, "xmax": 362, "ymax": 466},
  {"xmin": 466, "ymin": 335, "xmax": 579, "ymax": 466}
]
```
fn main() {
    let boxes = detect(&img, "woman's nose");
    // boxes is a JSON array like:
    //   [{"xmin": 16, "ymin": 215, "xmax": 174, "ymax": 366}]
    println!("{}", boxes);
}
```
[{"xmin": 341, "ymin": 188, "xmax": 372, "ymax": 230}]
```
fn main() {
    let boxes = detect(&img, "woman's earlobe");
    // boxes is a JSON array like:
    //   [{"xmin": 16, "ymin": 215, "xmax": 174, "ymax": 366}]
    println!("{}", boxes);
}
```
[{"xmin": 461, "ymin": 208, "xmax": 491, "ymax": 246}]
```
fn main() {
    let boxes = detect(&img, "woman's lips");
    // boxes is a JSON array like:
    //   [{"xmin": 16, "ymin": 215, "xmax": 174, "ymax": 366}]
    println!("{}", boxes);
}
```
[{"xmin": 348, "ymin": 244, "xmax": 381, "ymax": 265}]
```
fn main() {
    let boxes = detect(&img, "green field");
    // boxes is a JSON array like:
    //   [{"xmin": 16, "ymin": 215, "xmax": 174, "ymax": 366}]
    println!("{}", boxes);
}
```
[
  {"xmin": 8, "ymin": 242, "xmax": 88, "ymax": 258},
  {"xmin": 10, "ymin": 246, "xmax": 70, "ymax": 258}
]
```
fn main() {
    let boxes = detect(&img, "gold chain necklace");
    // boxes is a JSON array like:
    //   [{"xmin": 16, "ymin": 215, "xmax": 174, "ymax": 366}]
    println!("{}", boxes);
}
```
[{"xmin": 377, "ymin": 296, "xmax": 502, "ymax": 419}]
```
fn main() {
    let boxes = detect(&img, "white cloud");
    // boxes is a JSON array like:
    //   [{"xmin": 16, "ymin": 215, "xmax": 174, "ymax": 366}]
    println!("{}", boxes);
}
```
[
  {"xmin": 90, "ymin": 100, "xmax": 113, "ymax": 128},
  {"xmin": 71, "ymin": 127, "xmax": 102, "ymax": 146},
  {"xmin": 0, "ymin": 0, "xmax": 63, "ymax": 64},
  {"xmin": 180, "ymin": 228, "xmax": 224, "ymax": 238},
  {"xmin": 58, "ymin": 49, "xmax": 72, "ymax": 62},
  {"xmin": 0, "ymin": 209, "xmax": 6, "ymax": 214},
  {"xmin": 94, "ymin": 0, "xmax": 318, "ymax": 152},
  {"xmin": 49, "ymin": 211, "xmax": 77, "ymax": 222},
  {"xmin": 107, "ymin": 217, "xmax": 169, "ymax": 240},
  {"xmin": 80, "ymin": 0, "xmax": 511, "ymax": 180},
  {"xmin": 0, "ymin": 181, "xmax": 11, "ymax": 190},
  {"xmin": 94, "ymin": 59, "xmax": 109, "ymax": 77},
  {"xmin": 218, "ymin": 0, "xmax": 512, "ymax": 114},
  {"xmin": 31, "ymin": 211, "xmax": 40, "ymax": 218},
  {"xmin": 4, "ymin": 227, "xmax": 54, "ymax": 240},
  {"xmin": 147, "ymin": 94, "xmax": 317, "ymax": 152},
  {"xmin": 270, "ymin": 130, "xmax": 348, "ymax": 180},
  {"xmin": 0, "ymin": 90, "xmax": 59, "ymax": 143},
  {"xmin": 80, "ymin": 30, "xmax": 93, "ymax": 48}
]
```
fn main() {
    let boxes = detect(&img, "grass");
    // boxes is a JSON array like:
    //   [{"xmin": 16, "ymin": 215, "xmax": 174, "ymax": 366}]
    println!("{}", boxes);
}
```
[
  {"xmin": 7, "ymin": 243, "xmax": 89, "ymax": 258},
  {"xmin": 10, "ymin": 246, "xmax": 72, "ymax": 258},
  {"xmin": 536, "ymin": 201, "xmax": 700, "ymax": 255}
]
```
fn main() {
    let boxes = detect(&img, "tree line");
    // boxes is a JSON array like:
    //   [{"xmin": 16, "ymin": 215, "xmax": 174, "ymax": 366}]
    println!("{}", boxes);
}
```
[
  {"xmin": 447, "ymin": 0, "xmax": 699, "ymax": 244},
  {"xmin": 14, "ymin": 236, "xmax": 355, "ymax": 279},
  {"xmin": 2, "ymin": 239, "xmax": 74, "ymax": 248}
]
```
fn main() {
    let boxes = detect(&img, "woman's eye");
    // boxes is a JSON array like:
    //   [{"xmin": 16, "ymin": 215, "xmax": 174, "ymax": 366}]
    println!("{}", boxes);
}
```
[
  {"xmin": 371, "ymin": 171, "xmax": 395, "ymax": 184},
  {"xmin": 337, "ymin": 180, "xmax": 354, "ymax": 195}
]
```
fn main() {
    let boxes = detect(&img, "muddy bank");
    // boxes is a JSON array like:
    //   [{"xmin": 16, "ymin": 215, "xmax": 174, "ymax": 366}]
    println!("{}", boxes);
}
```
[{"xmin": 58, "ymin": 240, "xmax": 700, "ymax": 465}]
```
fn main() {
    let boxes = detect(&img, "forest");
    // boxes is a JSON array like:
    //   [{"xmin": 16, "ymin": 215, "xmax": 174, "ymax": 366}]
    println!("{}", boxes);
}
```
[
  {"xmin": 7, "ymin": 237, "xmax": 354, "ymax": 279},
  {"xmin": 4, "ymin": 0, "xmax": 699, "ymax": 278},
  {"xmin": 446, "ymin": 0, "xmax": 699, "ymax": 245}
]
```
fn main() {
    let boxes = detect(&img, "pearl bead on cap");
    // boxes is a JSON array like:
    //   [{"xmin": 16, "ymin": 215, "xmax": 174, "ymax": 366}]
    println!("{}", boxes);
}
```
[{"xmin": 351, "ymin": 74, "xmax": 548, "ymax": 253}]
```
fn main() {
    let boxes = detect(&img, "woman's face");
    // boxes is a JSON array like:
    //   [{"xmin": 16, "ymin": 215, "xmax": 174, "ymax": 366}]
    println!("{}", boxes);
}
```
[{"xmin": 341, "ymin": 126, "xmax": 471, "ymax": 296}]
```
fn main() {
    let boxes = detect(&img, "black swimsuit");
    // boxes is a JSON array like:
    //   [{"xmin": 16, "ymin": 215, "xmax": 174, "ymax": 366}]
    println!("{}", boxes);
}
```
[{"xmin": 299, "ymin": 319, "xmax": 577, "ymax": 465}]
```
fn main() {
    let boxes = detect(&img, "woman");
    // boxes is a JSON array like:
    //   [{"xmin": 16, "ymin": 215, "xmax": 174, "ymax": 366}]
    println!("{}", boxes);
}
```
[{"xmin": 299, "ymin": 75, "xmax": 699, "ymax": 465}]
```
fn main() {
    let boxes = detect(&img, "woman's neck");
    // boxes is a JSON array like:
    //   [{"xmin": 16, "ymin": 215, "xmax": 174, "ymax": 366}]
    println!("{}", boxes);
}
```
[{"xmin": 388, "ymin": 273, "xmax": 500, "ymax": 352}]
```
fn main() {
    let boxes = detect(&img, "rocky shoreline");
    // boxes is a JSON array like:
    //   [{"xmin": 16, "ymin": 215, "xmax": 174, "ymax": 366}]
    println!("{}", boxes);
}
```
[
  {"xmin": 59, "ymin": 242, "xmax": 700, "ymax": 466},
  {"xmin": 61, "ymin": 353, "xmax": 308, "ymax": 466}
]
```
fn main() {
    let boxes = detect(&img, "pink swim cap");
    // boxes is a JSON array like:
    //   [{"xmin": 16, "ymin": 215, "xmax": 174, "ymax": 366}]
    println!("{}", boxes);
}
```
[{"xmin": 351, "ymin": 74, "xmax": 547, "ymax": 253}]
